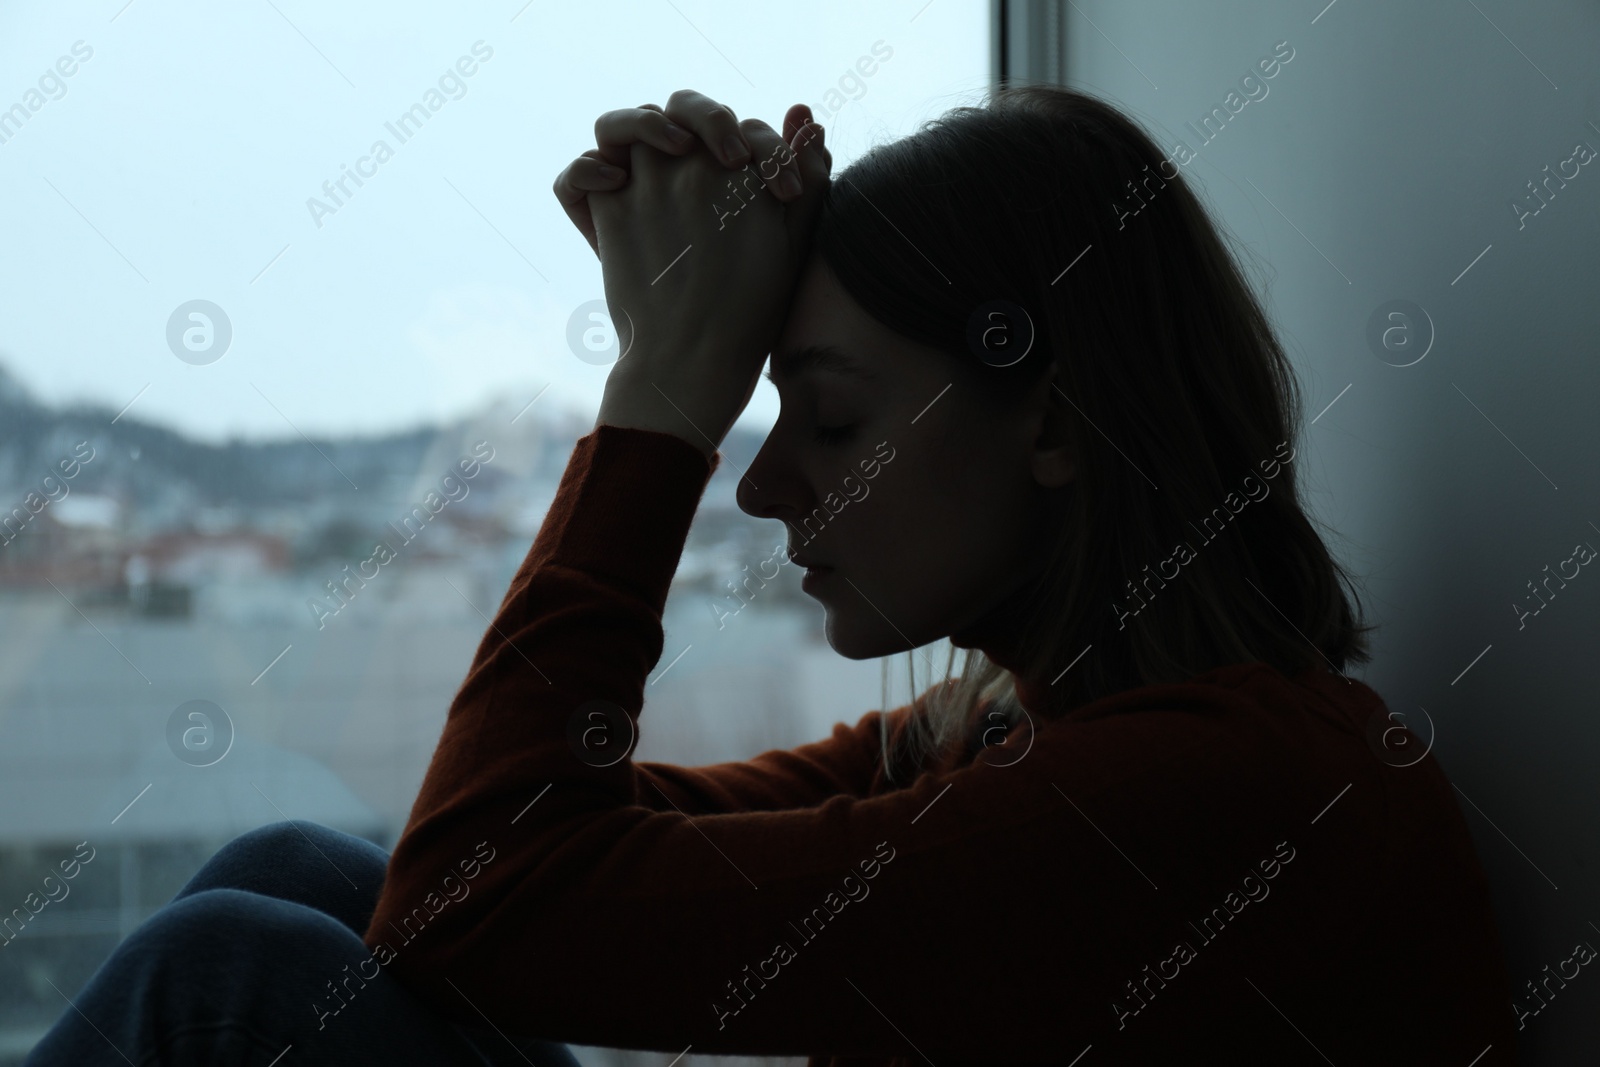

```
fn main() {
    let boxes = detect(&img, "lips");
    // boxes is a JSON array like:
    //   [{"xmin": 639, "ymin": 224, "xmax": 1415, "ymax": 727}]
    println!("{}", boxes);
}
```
[{"xmin": 800, "ymin": 563, "xmax": 835, "ymax": 593}]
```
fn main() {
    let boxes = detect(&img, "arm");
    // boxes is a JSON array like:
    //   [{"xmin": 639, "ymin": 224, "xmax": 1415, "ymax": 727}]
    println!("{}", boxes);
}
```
[
  {"xmin": 632, "ymin": 703, "xmax": 909, "ymax": 816},
  {"xmin": 362, "ymin": 424, "xmax": 1212, "ymax": 1058}
]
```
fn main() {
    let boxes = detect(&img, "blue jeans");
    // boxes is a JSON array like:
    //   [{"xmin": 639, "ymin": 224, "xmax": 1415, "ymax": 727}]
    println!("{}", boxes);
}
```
[{"xmin": 25, "ymin": 820, "xmax": 582, "ymax": 1067}]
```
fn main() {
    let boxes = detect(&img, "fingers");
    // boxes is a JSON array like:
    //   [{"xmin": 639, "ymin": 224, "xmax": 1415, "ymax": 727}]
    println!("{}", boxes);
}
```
[
  {"xmin": 593, "ymin": 105, "xmax": 696, "ymax": 169},
  {"xmin": 772, "ymin": 104, "xmax": 829, "ymax": 201},
  {"xmin": 794, "ymin": 121, "xmax": 829, "ymax": 180},
  {"xmin": 738, "ymin": 118, "xmax": 803, "ymax": 202},
  {"xmin": 785, "ymin": 104, "xmax": 830, "ymax": 173},
  {"xmin": 555, "ymin": 92, "xmax": 821, "ymax": 256},
  {"xmin": 663, "ymin": 88, "xmax": 751, "ymax": 167},
  {"xmin": 552, "ymin": 149, "xmax": 625, "ymax": 256},
  {"xmin": 783, "ymin": 119, "xmax": 830, "ymax": 255}
]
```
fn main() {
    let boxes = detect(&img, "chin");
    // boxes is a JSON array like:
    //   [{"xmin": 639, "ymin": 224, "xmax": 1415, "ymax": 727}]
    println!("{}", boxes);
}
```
[
  {"xmin": 823, "ymin": 631, "xmax": 886, "ymax": 660},
  {"xmin": 821, "ymin": 607, "xmax": 942, "ymax": 661}
]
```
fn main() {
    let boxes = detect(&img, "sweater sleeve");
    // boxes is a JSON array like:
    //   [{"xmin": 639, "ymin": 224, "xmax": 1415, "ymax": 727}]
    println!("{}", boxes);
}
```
[
  {"xmin": 631, "ymin": 702, "xmax": 905, "ymax": 815},
  {"xmin": 362, "ymin": 424, "xmax": 1185, "ymax": 1059}
]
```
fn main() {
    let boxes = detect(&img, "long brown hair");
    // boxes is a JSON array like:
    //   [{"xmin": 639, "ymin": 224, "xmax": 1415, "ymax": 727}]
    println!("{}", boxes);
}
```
[{"xmin": 810, "ymin": 84, "xmax": 1375, "ymax": 781}]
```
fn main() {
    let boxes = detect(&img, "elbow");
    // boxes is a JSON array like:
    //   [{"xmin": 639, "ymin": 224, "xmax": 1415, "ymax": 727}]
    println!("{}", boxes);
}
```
[
  {"xmin": 363, "ymin": 870, "xmax": 497, "ymax": 973},
  {"xmin": 361, "ymin": 899, "xmax": 492, "ymax": 1024}
]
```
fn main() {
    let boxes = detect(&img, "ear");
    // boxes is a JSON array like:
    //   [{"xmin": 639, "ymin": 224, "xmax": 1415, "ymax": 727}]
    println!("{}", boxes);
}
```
[{"xmin": 1027, "ymin": 360, "xmax": 1076, "ymax": 488}]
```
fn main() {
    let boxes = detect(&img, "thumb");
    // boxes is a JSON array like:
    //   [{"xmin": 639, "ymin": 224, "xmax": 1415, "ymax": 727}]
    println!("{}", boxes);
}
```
[{"xmin": 783, "ymin": 121, "xmax": 830, "ymax": 258}]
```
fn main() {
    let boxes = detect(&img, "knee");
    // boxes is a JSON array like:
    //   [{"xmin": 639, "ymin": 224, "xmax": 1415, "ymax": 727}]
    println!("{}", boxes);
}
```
[
  {"xmin": 179, "ymin": 821, "xmax": 390, "ymax": 923},
  {"xmin": 27, "ymin": 890, "xmax": 361, "ymax": 1067},
  {"xmin": 214, "ymin": 819, "xmax": 387, "ymax": 886},
  {"xmin": 123, "ymin": 889, "xmax": 363, "ymax": 984},
  {"xmin": 76, "ymin": 889, "xmax": 386, "ymax": 1055},
  {"xmin": 228, "ymin": 819, "xmax": 382, "ymax": 867}
]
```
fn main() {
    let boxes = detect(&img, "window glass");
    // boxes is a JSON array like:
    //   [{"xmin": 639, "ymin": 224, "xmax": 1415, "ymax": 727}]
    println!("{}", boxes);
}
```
[{"xmin": 0, "ymin": 3, "xmax": 988, "ymax": 1063}]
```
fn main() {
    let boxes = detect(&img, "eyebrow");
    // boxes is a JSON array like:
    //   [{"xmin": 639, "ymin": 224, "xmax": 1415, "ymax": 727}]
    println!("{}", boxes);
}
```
[{"xmin": 763, "ymin": 344, "xmax": 880, "ymax": 384}]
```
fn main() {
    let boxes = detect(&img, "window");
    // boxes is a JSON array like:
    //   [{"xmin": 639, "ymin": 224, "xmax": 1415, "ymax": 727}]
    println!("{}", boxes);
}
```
[{"xmin": 0, "ymin": 2, "xmax": 988, "ymax": 1063}]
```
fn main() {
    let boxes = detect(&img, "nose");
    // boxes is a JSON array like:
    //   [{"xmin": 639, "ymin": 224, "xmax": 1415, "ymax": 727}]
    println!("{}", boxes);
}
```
[{"xmin": 736, "ymin": 430, "xmax": 808, "ymax": 523}]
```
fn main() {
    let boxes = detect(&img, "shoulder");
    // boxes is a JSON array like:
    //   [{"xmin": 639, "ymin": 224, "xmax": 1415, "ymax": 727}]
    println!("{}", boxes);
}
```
[{"xmin": 1024, "ymin": 662, "xmax": 1385, "ymax": 822}]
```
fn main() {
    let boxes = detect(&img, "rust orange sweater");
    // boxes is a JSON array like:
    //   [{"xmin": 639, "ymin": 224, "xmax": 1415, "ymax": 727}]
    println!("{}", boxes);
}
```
[{"xmin": 364, "ymin": 424, "xmax": 1519, "ymax": 1065}]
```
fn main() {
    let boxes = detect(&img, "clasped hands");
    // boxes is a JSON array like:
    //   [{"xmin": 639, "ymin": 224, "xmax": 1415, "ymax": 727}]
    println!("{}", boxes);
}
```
[{"xmin": 552, "ymin": 91, "xmax": 832, "ymax": 458}]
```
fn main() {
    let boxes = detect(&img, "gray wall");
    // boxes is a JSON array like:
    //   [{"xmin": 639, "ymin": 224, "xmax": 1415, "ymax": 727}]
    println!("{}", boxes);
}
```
[{"xmin": 1038, "ymin": 0, "xmax": 1599, "ymax": 1060}]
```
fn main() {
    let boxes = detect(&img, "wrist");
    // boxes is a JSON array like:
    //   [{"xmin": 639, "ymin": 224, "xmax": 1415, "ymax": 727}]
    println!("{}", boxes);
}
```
[{"xmin": 594, "ymin": 368, "xmax": 724, "ymax": 462}]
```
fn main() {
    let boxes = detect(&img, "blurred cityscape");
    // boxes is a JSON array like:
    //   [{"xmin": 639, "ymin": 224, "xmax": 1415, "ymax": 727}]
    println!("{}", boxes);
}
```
[
  {"xmin": 0, "ymin": 360, "xmax": 890, "ymax": 1066},
  {"xmin": 0, "ymin": 361, "xmax": 794, "ymax": 622}
]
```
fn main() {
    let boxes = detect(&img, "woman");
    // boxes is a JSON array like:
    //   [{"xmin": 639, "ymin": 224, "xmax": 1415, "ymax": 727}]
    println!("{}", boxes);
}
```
[{"xmin": 28, "ymin": 85, "xmax": 1518, "ymax": 1065}]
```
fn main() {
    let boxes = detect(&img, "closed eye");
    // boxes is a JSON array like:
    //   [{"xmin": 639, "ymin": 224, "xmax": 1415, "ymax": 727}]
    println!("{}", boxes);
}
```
[{"xmin": 813, "ymin": 425, "xmax": 856, "ymax": 446}]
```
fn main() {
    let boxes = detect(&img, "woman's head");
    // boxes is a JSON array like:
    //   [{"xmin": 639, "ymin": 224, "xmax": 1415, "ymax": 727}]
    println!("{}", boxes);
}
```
[
  {"xmin": 737, "ymin": 84, "xmax": 1372, "ymax": 773},
  {"xmin": 736, "ymin": 255, "xmax": 1074, "ymax": 659}
]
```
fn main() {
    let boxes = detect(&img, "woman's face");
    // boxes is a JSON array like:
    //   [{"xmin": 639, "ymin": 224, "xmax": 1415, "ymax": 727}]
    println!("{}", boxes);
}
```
[{"xmin": 736, "ymin": 253, "xmax": 1074, "ymax": 663}]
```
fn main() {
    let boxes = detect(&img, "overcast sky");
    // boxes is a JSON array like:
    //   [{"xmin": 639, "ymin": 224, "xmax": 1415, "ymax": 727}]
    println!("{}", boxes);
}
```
[{"xmin": 0, "ymin": 0, "xmax": 987, "ymax": 443}]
